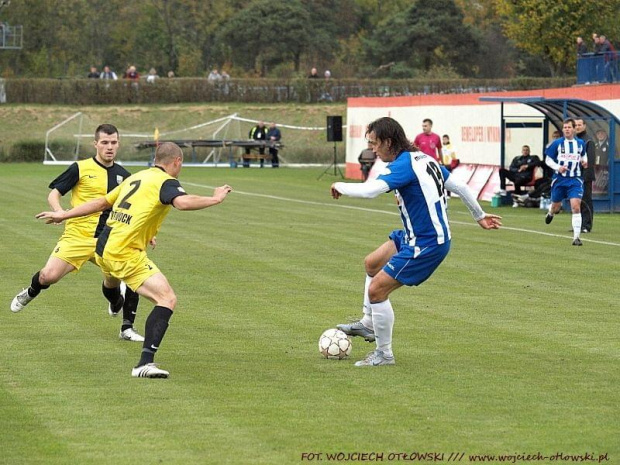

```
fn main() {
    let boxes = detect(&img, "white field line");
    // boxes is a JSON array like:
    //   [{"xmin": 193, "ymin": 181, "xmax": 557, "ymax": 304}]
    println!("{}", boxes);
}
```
[{"xmin": 183, "ymin": 182, "xmax": 620, "ymax": 248}]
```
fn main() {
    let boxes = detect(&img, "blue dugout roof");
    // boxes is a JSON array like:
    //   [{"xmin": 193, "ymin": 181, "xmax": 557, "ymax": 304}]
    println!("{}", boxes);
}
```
[{"xmin": 479, "ymin": 96, "xmax": 620, "ymax": 133}]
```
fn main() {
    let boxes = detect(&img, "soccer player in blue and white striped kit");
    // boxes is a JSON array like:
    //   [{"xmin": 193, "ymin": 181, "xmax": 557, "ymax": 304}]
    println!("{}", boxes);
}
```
[
  {"xmin": 331, "ymin": 117, "xmax": 502, "ymax": 366},
  {"xmin": 543, "ymin": 118, "xmax": 588, "ymax": 246}
]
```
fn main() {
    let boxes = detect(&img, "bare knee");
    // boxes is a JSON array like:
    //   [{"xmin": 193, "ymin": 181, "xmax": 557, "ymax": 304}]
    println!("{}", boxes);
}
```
[
  {"xmin": 38, "ymin": 268, "xmax": 61, "ymax": 286},
  {"xmin": 160, "ymin": 291, "xmax": 177, "ymax": 310},
  {"xmin": 364, "ymin": 255, "xmax": 382, "ymax": 277},
  {"xmin": 368, "ymin": 283, "xmax": 389, "ymax": 303}
]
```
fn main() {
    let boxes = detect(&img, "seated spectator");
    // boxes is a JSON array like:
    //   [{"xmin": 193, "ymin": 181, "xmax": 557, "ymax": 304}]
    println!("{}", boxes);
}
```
[
  {"xmin": 358, "ymin": 145, "xmax": 377, "ymax": 181},
  {"xmin": 221, "ymin": 70, "xmax": 230, "ymax": 80},
  {"xmin": 267, "ymin": 122, "xmax": 281, "ymax": 168},
  {"xmin": 441, "ymin": 134, "xmax": 459, "ymax": 171},
  {"xmin": 146, "ymin": 67, "xmax": 159, "ymax": 83},
  {"xmin": 167, "ymin": 70, "xmax": 176, "ymax": 78},
  {"xmin": 512, "ymin": 162, "xmax": 553, "ymax": 207},
  {"xmin": 308, "ymin": 67, "xmax": 319, "ymax": 79},
  {"xmin": 498, "ymin": 145, "xmax": 541, "ymax": 194},
  {"xmin": 99, "ymin": 65, "xmax": 118, "ymax": 80},
  {"xmin": 87, "ymin": 66, "xmax": 100, "ymax": 78}
]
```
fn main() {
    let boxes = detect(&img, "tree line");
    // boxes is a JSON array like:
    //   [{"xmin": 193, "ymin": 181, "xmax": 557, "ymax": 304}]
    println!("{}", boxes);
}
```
[{"xmin": 0, "ymin": 0, "xmax": 618, "ymax": 80}]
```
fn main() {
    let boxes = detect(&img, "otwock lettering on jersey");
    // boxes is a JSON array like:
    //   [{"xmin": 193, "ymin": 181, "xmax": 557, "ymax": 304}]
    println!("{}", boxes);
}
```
[{"xmin": 109, "ymin": 210, "xmax": 133, "ymax": 225}]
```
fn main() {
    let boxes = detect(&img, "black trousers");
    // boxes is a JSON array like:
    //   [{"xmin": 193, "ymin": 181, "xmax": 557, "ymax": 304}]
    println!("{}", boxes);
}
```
[
  {"xmin": 581, "ymin": 180, "xmax": 594, "ymax": 231},
  {"xmin": 499, "ymin": 169, "xmax": 530, "ymax": 193},
  {"xmin": 270, "ymin": 148, "xmax": 279, "ymax": 167}
]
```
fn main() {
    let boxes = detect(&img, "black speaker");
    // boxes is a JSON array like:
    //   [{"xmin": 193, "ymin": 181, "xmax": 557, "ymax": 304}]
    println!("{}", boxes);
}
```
[{"xmin": 326, "ymin": 116, "xmax": 343, "ymax": 142}]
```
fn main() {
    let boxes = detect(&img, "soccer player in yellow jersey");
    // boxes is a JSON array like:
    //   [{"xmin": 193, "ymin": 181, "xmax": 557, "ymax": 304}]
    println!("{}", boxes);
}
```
[
  {"xmin": 37, "ymin": 142, "xmax": 233, "ymax": 378},
  {"xmin": 11, "ymin": 124, "xmax": 145, "ymax": 342}
]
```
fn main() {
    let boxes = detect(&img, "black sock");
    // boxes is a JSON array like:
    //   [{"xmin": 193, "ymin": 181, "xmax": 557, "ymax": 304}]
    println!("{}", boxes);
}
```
[
  {"xmin": 122, "ymin": 287, "xmax": 139, "ymax": 331},
  {"xmin": 138, "ymin": 306, "xmax": 173, "ymax": 367},
  {"xmin": 28, "ymin": 271, "xmax": 49, "ymax": 298},
  {"xmin": 101, "ymin": 283, "xmax": 123, "ymax": 312}
]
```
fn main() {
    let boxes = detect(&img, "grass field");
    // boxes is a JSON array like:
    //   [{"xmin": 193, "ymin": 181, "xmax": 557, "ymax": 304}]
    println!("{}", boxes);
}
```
[{"xmin": 1, "ymin": 164, "xmax": 618, "ymax": 465}]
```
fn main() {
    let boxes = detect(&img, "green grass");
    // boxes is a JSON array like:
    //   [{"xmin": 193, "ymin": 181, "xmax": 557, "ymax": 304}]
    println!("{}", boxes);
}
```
[{"xmin": 0, "ymin": 164, "xmax": 618, "ymax": 464}]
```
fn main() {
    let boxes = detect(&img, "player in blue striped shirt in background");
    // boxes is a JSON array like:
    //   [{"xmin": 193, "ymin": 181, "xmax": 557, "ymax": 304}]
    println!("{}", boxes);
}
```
[{"xmin": 544, "ymin": 119, "xmax": 588, "ymax": 246}]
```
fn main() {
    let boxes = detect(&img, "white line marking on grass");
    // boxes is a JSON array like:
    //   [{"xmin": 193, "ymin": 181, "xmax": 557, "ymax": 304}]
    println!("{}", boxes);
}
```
[{"xmin": 184, "ymin": 182, "xmax": 620, "ymax": 247}]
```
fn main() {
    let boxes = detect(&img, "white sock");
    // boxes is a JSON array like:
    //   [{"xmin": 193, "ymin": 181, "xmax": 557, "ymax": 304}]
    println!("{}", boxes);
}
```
[
  {"xmin": 572, "ymin": 213, "xmax": 582, "ymax": 239},
  {"xmin": 547, "ymin": 206, "xmax": 554, "ymax": 217},
  {"xmin": 360, "ymin": 275, "xmax": 373, "ymax": 329},
  {"xmin": 370, "ymin": 299, "xmax": 394, "ymax": 356}
]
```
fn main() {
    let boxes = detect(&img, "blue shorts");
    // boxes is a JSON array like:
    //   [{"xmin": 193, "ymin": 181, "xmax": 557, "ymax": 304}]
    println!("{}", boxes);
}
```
[
  {"xmin": 550, "ymin": 177, "xmax": 583, "ymax": 203},
  {"xmin": 384, "ymin": 230, "xmax": 450, "ymax": 286}
]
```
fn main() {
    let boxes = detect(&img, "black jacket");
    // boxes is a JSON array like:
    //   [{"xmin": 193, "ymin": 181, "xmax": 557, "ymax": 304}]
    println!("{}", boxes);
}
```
[{"xmin": 577, "ymin": 131, "xmax": 596, "ymax": 182}]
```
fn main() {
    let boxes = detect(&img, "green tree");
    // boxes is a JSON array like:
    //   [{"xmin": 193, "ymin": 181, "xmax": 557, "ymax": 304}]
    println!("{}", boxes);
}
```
[
  {"xmin": 216, "ymin": 0, "xmax": 311, "ymax": 75},
  {"xmin": 364, "ymin": 0, "xmax": 480, "ymax": 77},
  {"xmin": 494, "ymin": 0, "xmax": 620, "ymax": 76}
]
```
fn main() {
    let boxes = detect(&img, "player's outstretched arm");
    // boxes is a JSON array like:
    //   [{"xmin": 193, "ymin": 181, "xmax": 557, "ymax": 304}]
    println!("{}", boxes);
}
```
[
  {"xmin": 173, "ymin": 185, "xmax": 233, "ymax": 211},
  {"xmin": 36, "ymin": 197, "xmax": 112, "ymax": 224},
  {"xmin": 330, "ymin": 180, "xmax": 390, "ymax": 199}
]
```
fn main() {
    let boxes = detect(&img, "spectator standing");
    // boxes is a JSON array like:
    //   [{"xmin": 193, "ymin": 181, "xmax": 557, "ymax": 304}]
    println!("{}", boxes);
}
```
[
  {"xmin": 358, "ymin": 141, "xmax": 377, "ymax": 182},
  {"xmin": 413, "ymin": 118, "xmax": 443, "ymax": 164},
  {"xmin": 207, "ymin": 69, "xmax": 221, "ymax": 82},
  {"xmin": 308, "ymin": 67, "xmax": 319, "ymax": 78},
  {"xmin": 441, "ymin": 134, "xmax": 459, "ymax": 171},
  {"xmin": 267, "ymin": 122, "xmax": 281, "ymax": 168},
  {"xmin": 576, "ymin": 37, "xmax": 588, "ymax": 56},
  {"xmin": 320, "ymin": 70, "xmax": 333, "ymax": 102},
  {"xmin": 498, "ymin": 145, "xmax": 540, "ymax": 195},
  {"xmin": 146, "ymin": 68, "xmax": 159, "ymax": 83},
  {"xmin": 100, "ymin": 66, "xmax": 118, "ymax": 80},
  {"xmin": 544, "ymin": 119, "xmax": 587, "ymax": 246},
  {"xmin": 220, "ymin": 70, "xmax": 230, "ymax": 95},
  {"xmin": 595, "ymin": 129, "xmax": 609, "ymax": 166},
  {"xmin": 243, "ymin": 121, "xmax": 267, "ymax": 168},
  {"xmin": 167, "ymin": 70, "xmax": 176, "ymax": 78},
  {"xmin": 592, "ymin": 33, "xmax": 602, "ymax": 54},
  {"xmin": 599, "ymin": 35, "xmax": 617, "ymax": 82},
  {"xmin": 124, "ymin": 66, "xmax": 139, "ymax": 81},
  {"xmin": 87, "ymin": 66, "xmax": 100, "ymax": 78},
  {"xmin": 575, "ymin": 118, "xmax": 595, "ymax": 232}
]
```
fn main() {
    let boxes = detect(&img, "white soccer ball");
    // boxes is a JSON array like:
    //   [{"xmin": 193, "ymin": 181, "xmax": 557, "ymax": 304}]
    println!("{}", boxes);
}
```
[{"xmin": 318, "ymin": 328, "xmax": 352, "ymax": 360}]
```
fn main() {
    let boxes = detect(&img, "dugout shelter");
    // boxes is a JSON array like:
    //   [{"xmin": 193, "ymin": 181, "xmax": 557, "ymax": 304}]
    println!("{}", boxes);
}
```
[{"xmin": 479, "ymin": 97, "xmax": 620, "ymax": 213}]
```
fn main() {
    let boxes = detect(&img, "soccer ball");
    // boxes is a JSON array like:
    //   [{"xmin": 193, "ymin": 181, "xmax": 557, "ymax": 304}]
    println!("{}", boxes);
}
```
[{"xmin": 318, "ymin": 328, "xmax": 352, "ymax": 360}]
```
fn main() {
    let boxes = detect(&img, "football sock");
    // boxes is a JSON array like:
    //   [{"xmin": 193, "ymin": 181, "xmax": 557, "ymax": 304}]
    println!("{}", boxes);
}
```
[
  {"xmin": 122, "ymin": 286, "xmax": 139, "ymax": 331},
  {"xmin": 101, "ymin": 283, "xmax": 122, "ymax": 309},
  {"xmin": 370, "ymin": 299, "xmax": 394, "ymax": 357},
  {"xmin": 547, "ymin": 207, "xmax": 554, "ymax": 217},
  {"xmin": 572, "ymin": 213, "xmax": 582, "ymax": 239},
  {"xmin": 360, "ymin": 274, "xmax": 374, "ymax": 329},
  {"xmin": 138, "ymin": 306, "xmax": 173, "ymax": 367},
  {"xmin": 28, "ymin": 271, "xmax": 49, "ymax": 298}
]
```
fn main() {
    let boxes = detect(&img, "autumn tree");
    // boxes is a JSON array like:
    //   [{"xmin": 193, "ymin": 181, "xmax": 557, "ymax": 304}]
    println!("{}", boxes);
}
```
[{"xmin": 494, "ymin": 0, "xmax": 620, "ymax": 76}]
